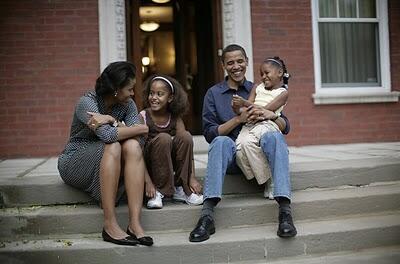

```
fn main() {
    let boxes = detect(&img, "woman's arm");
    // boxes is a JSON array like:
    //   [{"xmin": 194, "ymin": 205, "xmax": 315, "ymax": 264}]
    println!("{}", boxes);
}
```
[
  {"xmin": 87, "ymin": 111, "xmax": 148, "ymax": 141},
  {"xmin": 116, "ymin": 125, "xmax": 149, "ymax": 141}
]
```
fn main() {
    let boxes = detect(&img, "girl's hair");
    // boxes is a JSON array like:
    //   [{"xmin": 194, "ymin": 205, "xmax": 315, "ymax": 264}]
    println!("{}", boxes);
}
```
[
  {"xmin": 263, "ymin": 56, "xmax": 290, "ymax": 88},
  {"xmin": 95, "ymin": 61, "xmax": 136, "ymax": 96},
  {"xmin": 142, "ymin": 74, "xmax": 188, "ymax": 117}
]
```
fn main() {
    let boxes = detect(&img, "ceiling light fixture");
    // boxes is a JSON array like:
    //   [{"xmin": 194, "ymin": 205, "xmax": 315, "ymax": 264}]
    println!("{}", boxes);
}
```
[
  {"xmin": 139, "ymin": 21, "xmax": 160, "ymax": 32},
  {"xmin": 142, "ymin": 57, "xmax": 150, "ymax": 66},
  {"xmin": 152, "ymin": 0, "xmax": 170, "ymax": 3}
]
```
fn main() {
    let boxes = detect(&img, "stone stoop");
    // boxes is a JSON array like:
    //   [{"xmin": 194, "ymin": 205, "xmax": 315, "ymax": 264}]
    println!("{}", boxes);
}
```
[{"xmin": 1, "ymin": 141, "xmax": 400, "ymax": 263}]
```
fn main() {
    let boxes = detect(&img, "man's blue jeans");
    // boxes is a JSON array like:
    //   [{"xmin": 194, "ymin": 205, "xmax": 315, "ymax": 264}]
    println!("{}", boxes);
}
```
[{"xmin": 203, "ymin": 132, "xmax": 291, "ymax": 201}]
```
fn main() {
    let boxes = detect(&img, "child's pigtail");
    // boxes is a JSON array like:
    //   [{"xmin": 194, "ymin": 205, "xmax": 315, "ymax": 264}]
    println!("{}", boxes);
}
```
[{"xmin": 274, "ymin": 56, "xmax": 290, "ymax": 89}]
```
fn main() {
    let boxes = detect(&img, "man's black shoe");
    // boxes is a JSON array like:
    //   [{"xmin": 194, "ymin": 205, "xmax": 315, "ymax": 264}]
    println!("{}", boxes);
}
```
[
  {"xmin": 277, "ymin": 211, "xmax": 297, "ymax": 238},
  {"xmin": 189, "ymin": 215, "xmax": 215, "ymax": 242}
]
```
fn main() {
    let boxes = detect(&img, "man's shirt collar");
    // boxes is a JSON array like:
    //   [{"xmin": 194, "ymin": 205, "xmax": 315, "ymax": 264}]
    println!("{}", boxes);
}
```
[{"xmin": 221, "ymin": 77, "xmax": 252, "ymax": 94}]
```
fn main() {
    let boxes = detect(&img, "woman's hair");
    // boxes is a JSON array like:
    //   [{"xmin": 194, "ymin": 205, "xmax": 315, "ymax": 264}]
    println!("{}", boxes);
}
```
[
  {"xmin": 263, "ymin": 56, "xmax": 290, "ymax": 88},
  {"xmin": 95, "ymin": 61, "xmax": 136, "ymax": 96},
  {"xmin": 142, "ymin": 74, "xmax": 188, "ymax": 117}
]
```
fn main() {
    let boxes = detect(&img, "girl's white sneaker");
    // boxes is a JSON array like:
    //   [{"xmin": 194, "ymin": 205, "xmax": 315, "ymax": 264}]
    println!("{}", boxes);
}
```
[
  {"xmin": 185, "ymin": 193, "xmax": 204, "ymax": 205},
  {"xmin": 147, "ymin": 190, "xmax": 164, "ymax": 209},
  {"xmin": 173, "ymin": 186, "xmax": 203, "ymax": 205}
]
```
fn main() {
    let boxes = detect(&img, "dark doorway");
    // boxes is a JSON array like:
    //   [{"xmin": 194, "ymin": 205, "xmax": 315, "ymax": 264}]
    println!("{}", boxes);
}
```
[{"xmin": 126, "ymin": 0, "xmax": 223, "ymax": 134}]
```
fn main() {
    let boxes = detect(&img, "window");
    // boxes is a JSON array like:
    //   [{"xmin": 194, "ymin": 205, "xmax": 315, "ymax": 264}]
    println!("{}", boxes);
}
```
[{"xmin": 311, "ymin": 0, "xmax": 397, "ymax": 104}]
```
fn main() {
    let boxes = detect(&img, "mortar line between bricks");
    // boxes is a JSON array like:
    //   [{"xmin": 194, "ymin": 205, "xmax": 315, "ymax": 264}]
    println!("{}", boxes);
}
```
[{"xmin": 17, "ymin": 158, "xmax": 50, "ymax": 178}]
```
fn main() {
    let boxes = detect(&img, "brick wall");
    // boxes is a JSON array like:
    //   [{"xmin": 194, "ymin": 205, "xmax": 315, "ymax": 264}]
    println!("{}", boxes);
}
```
[
  {"xmin": 0, "ymin": 0, "xmax": 399, "ymax": 158},
  {"xmin": 251, "ymin": 0, "xmax": 400, "ymax": 146},
  {"xmin": 0, "ymin": 0, "xmax": 99, "ymax": 157}
]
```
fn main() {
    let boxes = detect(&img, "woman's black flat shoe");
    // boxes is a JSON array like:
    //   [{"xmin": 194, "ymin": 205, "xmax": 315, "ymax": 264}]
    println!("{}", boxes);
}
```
[
  {"xmin": 127, "ymin": 227, "xmax": 154, "ymax": 246},
  {"xmin": 102, "ymin": 229, "xmax": 139, "ymax": 246}
]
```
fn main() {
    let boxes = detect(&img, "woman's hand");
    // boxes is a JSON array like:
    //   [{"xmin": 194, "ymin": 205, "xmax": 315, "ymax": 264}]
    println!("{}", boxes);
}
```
[
  {"xmin": 87, "ymin": 112, "xmax": 115, "ymax": 130},
  {"xmin": 189, "ymin": 177, "xmax": 202, "ymax": 194}
]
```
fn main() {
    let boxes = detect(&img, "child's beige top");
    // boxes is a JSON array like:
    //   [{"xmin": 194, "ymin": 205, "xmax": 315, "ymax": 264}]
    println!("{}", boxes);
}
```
[{"xmin": 253, "ymin": 83, "xmax": 287, "ymax": 116}]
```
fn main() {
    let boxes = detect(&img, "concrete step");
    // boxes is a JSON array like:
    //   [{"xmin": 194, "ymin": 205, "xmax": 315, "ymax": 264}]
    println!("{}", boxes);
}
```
[
  {"xmin": 1, "ymin": 155, "xmax": 399, "ymax": 207},
  {"xmin": 1, "ymin": 212, "xmax": 399, "ymax": 264},
  {"xmin": 1, "ymin": 181, "xmax": 399, "ymax": 239},
  {"xmin": 214, "ymin": 246, "xmax": 400, "ymax": 264}
]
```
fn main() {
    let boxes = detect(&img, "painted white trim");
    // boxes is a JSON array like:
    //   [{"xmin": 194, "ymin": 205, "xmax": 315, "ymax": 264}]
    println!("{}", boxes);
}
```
[
  {"xmin": 221, "ymin": 0, "xmax": 254, "ymax": 81},
  {"xmin": 313, "ymin": 91, "xmax": 400, "ymax": 105},
  {"xmin": 98, "ymin": 0, "xmax": 127, "ymax": 72},
  {"xmin": 311, "ymin": 0, "xmax": 394, "ymax": 104}
]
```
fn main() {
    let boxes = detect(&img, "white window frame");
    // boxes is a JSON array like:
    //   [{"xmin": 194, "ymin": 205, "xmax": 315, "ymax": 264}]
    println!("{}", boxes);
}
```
[{"xmin": 311, "ymin": 0, "xmax": 399, "ymax": 104}]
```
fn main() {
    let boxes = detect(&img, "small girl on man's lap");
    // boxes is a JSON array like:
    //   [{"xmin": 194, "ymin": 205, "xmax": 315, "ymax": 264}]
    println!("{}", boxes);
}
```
[
  {"xmin": 232, "ymin": 57, "xmax": 290, "ymax": 200},
  {"xmin": 141, "ymin": 74, "xmax": 203, "ymax": 209}
]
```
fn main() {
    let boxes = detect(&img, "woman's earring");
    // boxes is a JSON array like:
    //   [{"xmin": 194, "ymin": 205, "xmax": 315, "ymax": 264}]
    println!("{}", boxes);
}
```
[{"xmin": 114, "ymin": 91, "xmax": 117, "ymax": 97}]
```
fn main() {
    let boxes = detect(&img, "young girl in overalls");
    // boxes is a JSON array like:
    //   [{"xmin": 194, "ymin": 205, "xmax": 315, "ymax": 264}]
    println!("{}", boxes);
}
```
[{"xmin": 141, "ymin": 74, "xmax": 203, "ymax": 209}]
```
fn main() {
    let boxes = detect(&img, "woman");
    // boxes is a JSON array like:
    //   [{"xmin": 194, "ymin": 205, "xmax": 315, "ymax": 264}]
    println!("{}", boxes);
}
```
[{"xmin": 58, "ymin": 61, "xmax": 153, "ymax": 246}]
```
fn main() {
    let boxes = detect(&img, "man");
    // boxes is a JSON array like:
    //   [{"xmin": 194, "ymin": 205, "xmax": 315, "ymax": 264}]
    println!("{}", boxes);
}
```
[{"xmin": 189, "ymin": 44, "xmax": 296, "ymax": 242}]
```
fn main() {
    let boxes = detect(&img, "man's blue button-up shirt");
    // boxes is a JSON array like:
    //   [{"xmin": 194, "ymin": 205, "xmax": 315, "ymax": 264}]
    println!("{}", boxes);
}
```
[{"xmin": 202, "ymin": 79, "xmax": 253, "ymax": 143}]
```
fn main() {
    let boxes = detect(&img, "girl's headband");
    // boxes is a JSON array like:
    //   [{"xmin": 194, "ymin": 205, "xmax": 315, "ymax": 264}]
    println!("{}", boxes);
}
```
[
  {"xmin": 152, "ymin": 76, "xmax": 174, "ymax": 94},
  {"xmin": 265, "ymin": 58, "xmax": 283, "ymax": 68}
]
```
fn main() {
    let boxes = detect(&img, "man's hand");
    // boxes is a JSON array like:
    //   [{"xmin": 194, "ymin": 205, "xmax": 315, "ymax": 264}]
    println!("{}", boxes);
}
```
[{"xmin": 237, "ymin": 105, "xmax": 252, "ymax": 123}]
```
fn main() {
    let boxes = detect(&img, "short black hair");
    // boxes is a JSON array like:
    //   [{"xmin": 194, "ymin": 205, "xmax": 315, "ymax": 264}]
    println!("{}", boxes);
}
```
[
  {"xmin": 142, "ymin": 74, "xmax": 188, "ymax": 117},
  {"xmin": 221, "ymin": 44, "xmax": 248, "ymax": 63},
  {"xmin": 95, "ymin": 61, "xmax": 136, "ymax": 97}
]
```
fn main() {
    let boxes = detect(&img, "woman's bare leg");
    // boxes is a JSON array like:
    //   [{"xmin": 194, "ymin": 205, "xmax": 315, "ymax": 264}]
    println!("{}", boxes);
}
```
[
  {"xmin": 100, "ymin": 142, "xmax": 128, "ymax": 239},
  {"xmin": 122, "ymin": 139, "xmax": 146, "ymax": 237}
]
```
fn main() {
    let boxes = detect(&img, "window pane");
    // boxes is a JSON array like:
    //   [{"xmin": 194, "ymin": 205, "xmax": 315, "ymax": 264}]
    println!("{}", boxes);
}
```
[
  {"xmin": 339, "ymin": 0, "xmax": 357, "ymax": 18},
  {"xmin": 319, "ymin": 22, "xmax": 381, "ymax": 87},
  {"xmin": 359, "ymin": 0, "xmax": 376, "ymax": 18},
  {"xmin": 319, "ymin": 0, "xmax": 337, "ymax": 17}
]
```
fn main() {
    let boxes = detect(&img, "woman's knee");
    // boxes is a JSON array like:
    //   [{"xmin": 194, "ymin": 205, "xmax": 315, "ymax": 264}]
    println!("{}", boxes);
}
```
[
  {"xmin": 103, "ymin": 142, "xmax": 122, "ymax": 161},
  {"xmin": 121, "ymin": 139, "xmax": 143, "ymax": 159}
]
